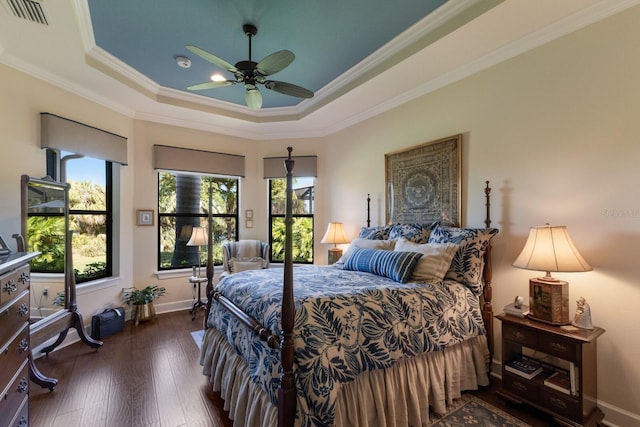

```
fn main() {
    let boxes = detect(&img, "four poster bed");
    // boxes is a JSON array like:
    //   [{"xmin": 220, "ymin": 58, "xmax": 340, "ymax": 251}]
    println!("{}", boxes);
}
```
[{"xmin": 201, "ymin": 147, "xmax": 498, "ymax": 426}]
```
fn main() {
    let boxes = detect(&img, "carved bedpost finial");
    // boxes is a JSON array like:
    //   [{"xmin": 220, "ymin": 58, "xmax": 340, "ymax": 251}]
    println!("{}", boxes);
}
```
[{"xmin": 484, "ymin": 181, "xmax": 491, "ymax": 229}]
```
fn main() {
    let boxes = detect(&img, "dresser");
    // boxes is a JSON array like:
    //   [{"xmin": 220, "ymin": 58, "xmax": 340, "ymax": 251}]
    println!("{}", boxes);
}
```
[{"xmin": 1, "ymin": 252, "xmax": 39, "ymax": 427}]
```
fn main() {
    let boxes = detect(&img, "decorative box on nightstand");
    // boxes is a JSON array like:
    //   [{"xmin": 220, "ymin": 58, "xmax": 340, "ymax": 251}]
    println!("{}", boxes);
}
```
[{"xmin": 496, "ymin": 313, "xmax": 605, "ymax": 427}]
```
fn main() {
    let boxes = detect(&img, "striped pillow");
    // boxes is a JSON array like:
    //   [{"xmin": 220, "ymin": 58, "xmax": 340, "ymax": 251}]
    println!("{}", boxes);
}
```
[{"xmin": 343, "ymin": 247, "xmax": 423, "ymax": 283}]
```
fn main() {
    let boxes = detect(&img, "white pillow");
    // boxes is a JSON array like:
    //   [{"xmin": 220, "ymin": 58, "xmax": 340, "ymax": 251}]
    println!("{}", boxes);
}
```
[
  {"xmin": 393, "ymin": 237, "xmax": 458, "ymax": 282},
  {"xmin": 231, "ymin": 259, "xmax": 264, "ymax": 273},
  {"xmin": 338, "ymin": 238, "xmax": 397, "ymax": 264}
]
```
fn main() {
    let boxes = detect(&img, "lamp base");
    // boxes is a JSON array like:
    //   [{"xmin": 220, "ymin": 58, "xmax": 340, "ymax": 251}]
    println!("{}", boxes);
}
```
[
  {"xmin": 528, "ymin": 277, "xmax": 570, "ymax": 325},
  {"xmin": 327, "ymin": 248, "xmax": 343, "ymax": 265}
]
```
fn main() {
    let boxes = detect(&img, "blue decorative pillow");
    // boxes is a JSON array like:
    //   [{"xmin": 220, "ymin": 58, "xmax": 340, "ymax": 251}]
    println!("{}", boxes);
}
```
[
  {"xmin": 387, "ymin": 222, "xmax": 439, "ymax": 243},
  {"xmin": 427, "ymin": 225, "xmax": 499, "ymax": 294},
  {"xmin": 357, "ymin": 226, "xmax": 390, "ymax": 240},
  {"xmin": 343, "ymin": 247, "xmax": 423, "ymax": 283}
]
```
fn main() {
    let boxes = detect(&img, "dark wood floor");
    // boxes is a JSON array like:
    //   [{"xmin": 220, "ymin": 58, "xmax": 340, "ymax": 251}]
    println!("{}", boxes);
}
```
[{"xmin": 30, "ymin": 310, "xmax": 557, "ymax": 427}]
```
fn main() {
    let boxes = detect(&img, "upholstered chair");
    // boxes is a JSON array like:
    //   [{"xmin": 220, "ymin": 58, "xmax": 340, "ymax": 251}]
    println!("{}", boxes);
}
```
[{"xmin": 221, "ymin": 240, "xmax": 270, "ymax": 276}]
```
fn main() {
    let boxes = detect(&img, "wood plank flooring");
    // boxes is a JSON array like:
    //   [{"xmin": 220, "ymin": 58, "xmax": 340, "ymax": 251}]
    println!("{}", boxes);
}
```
[{"xmin": 29, "ymin": 310, "xmax": 557, "ymax": 427}]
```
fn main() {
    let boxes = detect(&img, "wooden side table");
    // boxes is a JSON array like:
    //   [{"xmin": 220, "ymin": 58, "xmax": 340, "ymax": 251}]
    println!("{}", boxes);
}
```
[
  {"xmin": 496, "ymin": 313, "xmax": 605, "ymax": 427},
  {"xmin": 189, "ymin": 276, "xmax": 208, "ymax": 320}
]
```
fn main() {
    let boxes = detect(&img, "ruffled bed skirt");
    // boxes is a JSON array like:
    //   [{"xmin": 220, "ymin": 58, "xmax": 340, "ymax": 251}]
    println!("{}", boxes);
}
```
[{"xmin": 200, "ymin": 328, "xmax": 490, "ymax": 427}]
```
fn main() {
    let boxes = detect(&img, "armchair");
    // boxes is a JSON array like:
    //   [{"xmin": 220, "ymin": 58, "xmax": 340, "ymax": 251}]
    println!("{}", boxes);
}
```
[{"xmin": 221, "ymin": 240, "xmax": 270, "ymax": 275}]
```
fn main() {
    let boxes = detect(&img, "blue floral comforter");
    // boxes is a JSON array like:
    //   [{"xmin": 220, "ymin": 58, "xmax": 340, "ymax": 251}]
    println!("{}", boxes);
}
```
[{"xmin": 208, "ymin": 265, "xmax": 486, "ymax": 426}]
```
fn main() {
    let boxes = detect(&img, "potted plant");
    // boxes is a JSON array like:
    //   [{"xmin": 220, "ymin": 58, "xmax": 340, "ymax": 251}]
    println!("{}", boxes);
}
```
[{"xmin": 123, "ymin": 285, "xmax": 166, "ymax": 325}]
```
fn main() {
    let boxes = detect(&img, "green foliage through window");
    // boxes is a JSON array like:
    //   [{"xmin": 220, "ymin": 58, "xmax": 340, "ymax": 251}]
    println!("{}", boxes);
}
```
[
  {"xmin": 269, "ymin": 178, "xmax": 314, "ymax": 263},
  {"xmin": 30, "ymin": 152, "xmax": 112, "ymax": 283},
  {"xmin": 158, "ymin": 172, "xmax": 238, "ymax": 270}
]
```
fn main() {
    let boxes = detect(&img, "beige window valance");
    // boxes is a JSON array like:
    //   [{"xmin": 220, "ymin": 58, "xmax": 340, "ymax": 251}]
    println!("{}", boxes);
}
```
[
  {"xmin": 153, "ymin": 144, "xmax": 245, "ymax": 177},
  {"xmin": 40, "ymin": 113, "xmax": 128, "ymax": 165},
  {"xmin": 263, "ymin": 155, "xmax": 317, "ymax": 178}
]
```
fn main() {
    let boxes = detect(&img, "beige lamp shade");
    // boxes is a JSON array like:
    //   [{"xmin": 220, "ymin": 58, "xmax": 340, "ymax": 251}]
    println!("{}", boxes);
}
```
[
  {"xmin": 321, "ymin": 222, "xmax": 350, "ymax": 246},
  {"xmin": 513, "ymin": 224, "xmax": 592, "ymax": 280},
  {"xmin": 186, "ymin": 226, "xmax": 208, "ymax": 246}
]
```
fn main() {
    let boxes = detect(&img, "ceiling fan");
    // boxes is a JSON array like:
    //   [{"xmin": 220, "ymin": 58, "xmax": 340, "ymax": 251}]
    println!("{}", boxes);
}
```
[{"xmin": 186, "ymin": 24, "xmax": 314, "ymax": 110}]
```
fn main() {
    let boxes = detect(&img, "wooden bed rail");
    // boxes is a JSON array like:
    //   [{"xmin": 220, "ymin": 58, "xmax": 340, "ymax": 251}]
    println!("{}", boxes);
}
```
[{"xmin": 212, "ymin": 291, "xmax": 280, "ymax": 349}]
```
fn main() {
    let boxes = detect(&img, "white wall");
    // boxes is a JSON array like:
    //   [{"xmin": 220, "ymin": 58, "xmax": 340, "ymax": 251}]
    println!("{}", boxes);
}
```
[{"xmin": 321, "ymin": 7, "xmax": 640, "ymax": 426}]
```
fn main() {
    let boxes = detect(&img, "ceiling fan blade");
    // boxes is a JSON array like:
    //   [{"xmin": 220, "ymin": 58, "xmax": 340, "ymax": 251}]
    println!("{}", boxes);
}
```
[
  {"xmin": 264, "ymin": 81, "xmax": 314, "ymax": 99},
  {"xmin": 186, "ymin": 45, "xmax": 238, "ymax": 73},
  {"xmin": 245, "ymin": 85, "xmax": 263, "ymax": 110},
  {"xmin": 187, "ymin": 81, "xmax": 234, "ymax": 91},
  {"xmin": 256, "ymin": 50, "xmax": 294, "ymax": 76}
]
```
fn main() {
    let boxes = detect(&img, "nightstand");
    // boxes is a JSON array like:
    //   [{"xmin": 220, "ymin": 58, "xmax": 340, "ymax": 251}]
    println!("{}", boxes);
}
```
[{"xmin": 496, "ymin": 313, "xmax": 605, "ymax": 427}]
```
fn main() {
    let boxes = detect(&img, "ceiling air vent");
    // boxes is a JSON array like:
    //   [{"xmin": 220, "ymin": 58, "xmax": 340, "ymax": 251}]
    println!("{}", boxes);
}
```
[{"xmin": 3, "ymin": 0, "xmax": 48, "ymax": 25}]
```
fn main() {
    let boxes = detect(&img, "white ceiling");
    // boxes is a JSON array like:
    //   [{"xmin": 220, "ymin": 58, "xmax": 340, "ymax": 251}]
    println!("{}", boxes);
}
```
[{"xmin": 0, "ymin": 0, "xmax": 638, "ymax": 140}]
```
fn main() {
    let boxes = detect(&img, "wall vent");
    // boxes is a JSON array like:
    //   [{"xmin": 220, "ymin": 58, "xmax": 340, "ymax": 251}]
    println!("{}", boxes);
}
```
[{"xmin": 3, "ymin": 0, "xmax": 48, "ymax": 25}]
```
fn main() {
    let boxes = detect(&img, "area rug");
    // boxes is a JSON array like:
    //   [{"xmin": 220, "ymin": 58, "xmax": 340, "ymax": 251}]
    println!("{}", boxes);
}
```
[
  {"xmin": 431, "ymin": 394, "xmax": 531, "ymax": 427},
  {"xmin": 191, "ymin": 329, "xmax": 204, "ymax": 350}
]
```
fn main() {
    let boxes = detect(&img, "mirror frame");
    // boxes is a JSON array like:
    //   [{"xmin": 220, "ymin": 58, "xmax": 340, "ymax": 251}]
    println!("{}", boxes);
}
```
[{"xmin": 20, "ymin": 175, "xmax": 103, "ymax": 390}]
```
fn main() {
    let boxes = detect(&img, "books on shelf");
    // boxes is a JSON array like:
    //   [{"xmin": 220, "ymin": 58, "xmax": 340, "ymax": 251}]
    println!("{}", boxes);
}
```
[
  {"xmin": 505, "ymin": 357, "xmax": 543, "ymax": 379},
  {"xmin": 544, "ymin": 371, "xmax": 571, "ymax": 395}
]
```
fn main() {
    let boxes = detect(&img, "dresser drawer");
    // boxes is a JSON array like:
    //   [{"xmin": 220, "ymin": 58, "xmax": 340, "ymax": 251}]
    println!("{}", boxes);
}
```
[
  {"xmin": 503, "ymin": 323, "xmax": 537, "ymax": 347},
  {"xmin": 537, "ymin": 334, "xmax": 579, "ymax": 361},
  {"xmin": 9, "ymin": 395, "xmax": 28, "ymax": 427},
  {"xmin": 540, "ymin": 389, "xmax": 581, "ymax": 421},
  {"xmin": 503, "ymin": 372, "xmax": 540, "ymax": 403},
  {"xmin": 0, "ymin": 324, "xmax": 29, "ymax": 389},
  {"xmin": 0, "ymin": 291, "xmax": 29, "ymax": 345},
  {"xmin": 0, "ymin": 265, "xmax": 30, "ymax": 306},
  {"xmin": 0, "ymin": 361, "xmax": 29, "ymax": 427}
]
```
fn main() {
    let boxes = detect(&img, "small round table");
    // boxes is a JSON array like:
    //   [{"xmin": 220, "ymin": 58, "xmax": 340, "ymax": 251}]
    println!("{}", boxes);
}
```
[{"xmin": 189, "ymin": 276, "xmax": 208, "ymax": 320}]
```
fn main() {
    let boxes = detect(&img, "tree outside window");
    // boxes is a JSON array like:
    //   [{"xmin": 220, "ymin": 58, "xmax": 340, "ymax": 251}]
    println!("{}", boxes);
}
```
[
  {"xmin": 158, "ymin": 172, "xmax": 238, "ymax": 270},
  {"xmin": 269, "ymin": 178, "xmax": 314, "ymax": 263}
]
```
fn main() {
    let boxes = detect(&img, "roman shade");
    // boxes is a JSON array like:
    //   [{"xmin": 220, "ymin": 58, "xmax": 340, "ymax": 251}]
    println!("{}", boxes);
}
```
[
  {"xmin": 153, "ymin": 145, "xmax": 245, "ymax": 177},
  {"xmin": 41, "ymin": 113, "xmax": 128, "ymax": 165},
  {"xmin": 263, "ymin": 155, "xmax": 317, "ymax": 178}
]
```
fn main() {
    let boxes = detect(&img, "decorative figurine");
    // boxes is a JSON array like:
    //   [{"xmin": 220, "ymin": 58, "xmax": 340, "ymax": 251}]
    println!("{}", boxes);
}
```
[{"xmin": 571, "ymin": 297, "xmax": 594, "ymax": 330}]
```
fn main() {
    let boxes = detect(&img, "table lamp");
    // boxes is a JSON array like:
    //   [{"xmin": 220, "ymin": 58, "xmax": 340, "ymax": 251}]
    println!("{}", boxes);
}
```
[
  {"xmin": 321, "ymin": 222, "xmax": 350, "ymax": 264},
  {"xmin": 512, "ymin": 224, "xmax": 592, "ymax": 325},
  {"xmin": 187, "ymin": 226, "xmax": 208, "ymax": 277}
]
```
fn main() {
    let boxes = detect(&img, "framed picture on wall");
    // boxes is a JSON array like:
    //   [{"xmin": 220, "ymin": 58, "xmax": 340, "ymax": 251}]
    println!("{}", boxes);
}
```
[
  {"xmin": 137, "ymin": 209, "xmax": 154, "ymax": 226},
  {"xmin": 385, "ymin": 134, "xmax": 461, "ymax": 226}
]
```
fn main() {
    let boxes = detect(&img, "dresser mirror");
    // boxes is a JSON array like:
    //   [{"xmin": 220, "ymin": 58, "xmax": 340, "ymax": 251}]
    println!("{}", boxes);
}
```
[
  {"xmin": 19, "ymin": 175, "xmax": 68, "ymax": 321},
  {"xmin": 20, "ymin": 175, "xmax": 102, "ymax": 390}
]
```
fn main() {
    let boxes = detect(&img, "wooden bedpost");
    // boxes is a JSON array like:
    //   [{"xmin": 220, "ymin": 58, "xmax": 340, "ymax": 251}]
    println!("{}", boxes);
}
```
[
  {"xmin": 367, "ymin": 193, "xmax": 371, "ymax": 227},
  {"xmin": 205, "ymin": 181, "xmax": 214, "ymax": 329},
  {"xmin": 482, "ymin": 181, "xmax": 494, "ymax": 362},
  {"xmin": 279, "ymin": 147, "xmax": 296, "ymax": 427}
]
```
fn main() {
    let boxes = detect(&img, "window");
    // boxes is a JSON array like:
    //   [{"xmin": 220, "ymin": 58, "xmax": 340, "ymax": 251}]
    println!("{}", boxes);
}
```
[
  {"xmin": 158, "ymin": 172, "xmax": 238, "ymax": 270},
  {"xmin": 269, "ymin": 178, "xmax": 314, "ymax": 263},
  {"xmin": 30, "ymin": 150, "xmax": 113, "ymax": 283}
]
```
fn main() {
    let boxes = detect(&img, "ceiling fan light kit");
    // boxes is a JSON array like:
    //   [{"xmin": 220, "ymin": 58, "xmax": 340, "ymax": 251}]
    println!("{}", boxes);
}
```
[{"xmin": 186, "ymin": 23, "xmax": 314, "ymax": 110}]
